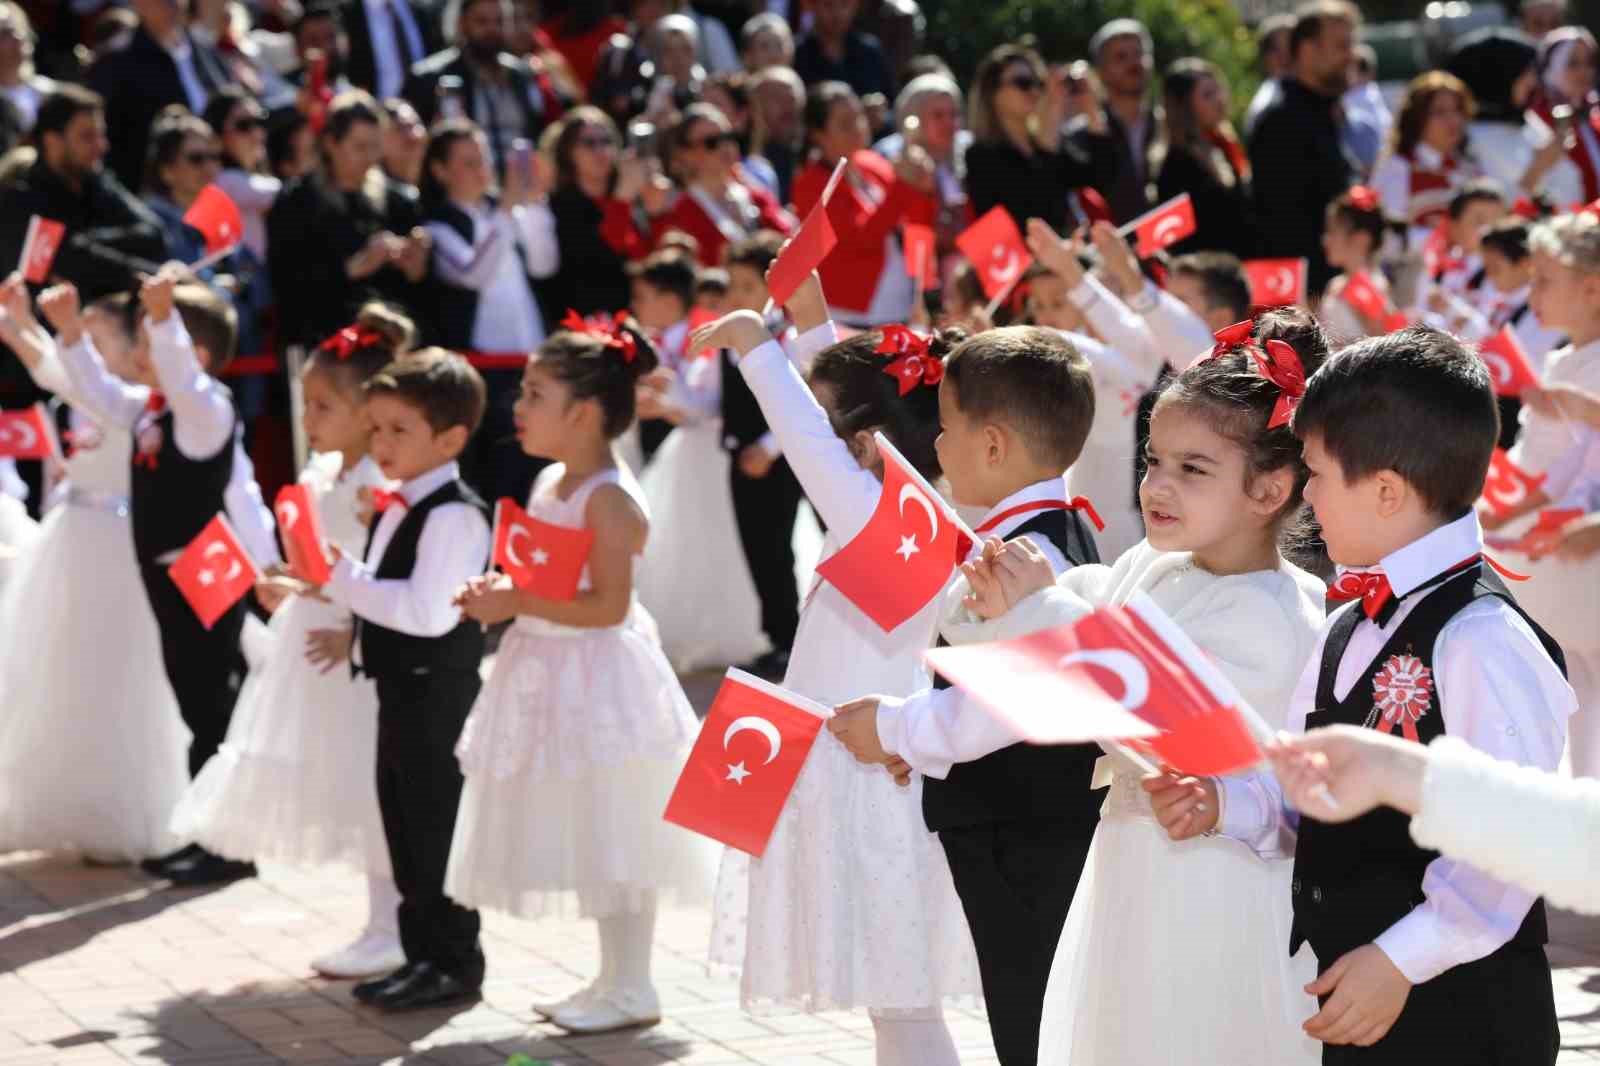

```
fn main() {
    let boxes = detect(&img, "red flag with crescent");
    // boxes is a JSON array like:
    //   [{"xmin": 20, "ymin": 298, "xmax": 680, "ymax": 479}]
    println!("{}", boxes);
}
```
[
  {"xmin": 274, "ymin": 483, "xmax": 332, "ymax": 585},
  {"xmin": 1243, "ymin": 258, "xmax": 1307, "ymax": 308},
  {"xmin": 491, "ymin": 497, "xmax": 595, "ymax": 602},
  {"xmin": 19, "ymin": 216, "xmax": 65, "ymax": 285},
  {"xmin": 0, "ymin": 404, "xmax": 58, "ymax": 459},
  {"xmin": 814, "ymin": 432, "xmax": 977, "ymax": 633},
  {"xmin": 1476, "ymin": 327, "xmax": 1541, "ymax": 397},
  {"xmin": 662, "ymin": 669, "xmax": 828, "ymax": 856},
  {"xmin": 1480, "ymin": 448, "xmax": 1546, "ymax": 519},
  {"xmin": 1126, "ymin": 193, "xmax": 1196, "ymax": 257},
  {"xmin": 167, "ymin": 513, "xmax": 260, "ymax": 629},
  {"xmin": 955, "ymin": 206, "xmax": 1031, "ymax": 300}
]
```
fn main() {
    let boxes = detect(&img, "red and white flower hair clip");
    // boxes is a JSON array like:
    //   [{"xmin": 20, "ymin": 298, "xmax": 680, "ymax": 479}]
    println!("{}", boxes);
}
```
[
  {"xmin": 877, "ymin": 324, "xmax": 943, "ymax": 396},
  {"xmin": 561, "ymin": 309, "xmax": 638, "ymax": 364}
]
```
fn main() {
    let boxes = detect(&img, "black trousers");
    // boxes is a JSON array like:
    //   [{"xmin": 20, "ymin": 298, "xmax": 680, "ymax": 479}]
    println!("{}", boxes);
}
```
[
  {"xmin": 374, "ymin": 670, "xmax": 485, "ymax": 986},
  {"xmin": 938, "ymin": 818, "xmax": 1094, "ymax": 1066},
  {"xmin": 729, "ymin": 456, "xmax": 802, "ymax": 653},
  {"xmin": 1318, "ymin": 943, "xmax": 1556, "ymax": 1066},
  {"xmin": 139, "ymin": 562, "xmax": 248, "ymax": 778}
]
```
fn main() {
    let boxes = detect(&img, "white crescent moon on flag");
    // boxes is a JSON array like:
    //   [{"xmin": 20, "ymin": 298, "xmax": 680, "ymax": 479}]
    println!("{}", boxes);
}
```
[
  {"xmin": 1057, "ymin": 649, "xmax": 1150, "ymax": 711},
  {"xmin": 1271, "ymin": 268, "xmax": 1292, "ymax": 296},
  {"xmin": 897, "ymin": 483, "xmax": 939, "ymax": 541},
  {"xmin": 278, "ymin": 500, "xmax": 300, "ymax": 530},
  {"xmin": 1481, "ymin": 351, "xmax": 1512, "ymax": 387},
  {"xmin": 1152, "ymin": 215, "xmax": 1184, "ymax": 247},
  {"xmin": 1486, "ymin": 470, "xmax": 1526, "ymax": 508},
  {"xmin": 989, "ymin": 247, "xmax": 1021, "ymax": 285},
  {"xmin": 505, "ymin": 524, "xmax": 532, "ymax": 568},
  {"xmin": 223, "ymin": 559, "xmax": 242, "ymax": 581},
  {"xmin": 723, "ymin": 715, "xmax": 783, "ymax": 764},
  {"xmin": 204, "ymin": 540, "xmax": 227, "ymax": 558}
]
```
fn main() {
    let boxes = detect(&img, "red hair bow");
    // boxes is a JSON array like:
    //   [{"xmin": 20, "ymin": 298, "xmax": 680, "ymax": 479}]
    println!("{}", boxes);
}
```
[
  {"xmin": 1251, "ymin": 339, "xmax": 1307, "ymax": 429},
  {"xmin": 1346, "ymin": 185, "xmax": 1380, "ymax": 213},
  {"xmin": 561, "ymin": 308, "xmax": 638, "ymax": 364},
  {"xmin": 877, "ymin": 325, "xmax": 942, "ymax": 396},
  {"xmin": 1203, "ymin": 318, "xmax": 1256, "ymax": 362},
  {"xmin": 1511, "ymin": 197, "xmax": 1541, "ymax": 221},
  {"xmin": 319, "ymin": 324, "xmax": 384, "ymax": 360}
]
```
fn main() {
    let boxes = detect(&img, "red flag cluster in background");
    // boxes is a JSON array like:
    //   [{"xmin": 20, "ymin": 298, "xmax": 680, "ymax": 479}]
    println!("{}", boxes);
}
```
[{"xmin": 1476, "ymin": 328, "xmax": 1541, "ymax": 397}]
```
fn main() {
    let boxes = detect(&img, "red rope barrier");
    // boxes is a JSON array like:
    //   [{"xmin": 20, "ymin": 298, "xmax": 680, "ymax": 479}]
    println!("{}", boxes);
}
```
[{"xmin": 221, "ymin": 350, "xmax": 530, "ymax": 377}]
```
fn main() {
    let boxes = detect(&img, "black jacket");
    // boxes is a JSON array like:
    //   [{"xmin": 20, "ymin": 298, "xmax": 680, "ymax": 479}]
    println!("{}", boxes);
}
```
[
  {"xmin": 547, "ymin": 184, "xmax": 632, "ymax": 317},
  {"xmin": 340, "ymin": 0, "xmax": 441, "ymax": 98},
  {"xmin": 964, "ymin": 138, "xmax": 1098, "ymax": 236},
  {"xmin": 87, "ymin": 26, "xmax": 231, "ymax": 190},
  {"xmin": 402, "ymin": 48, "xmax": 551, "ymax": 168},
  {"xmin": 1249, "ymin": 78, "xmax": 1355, "ymax": 295},
  {"xmin": 1067, "ymin": 107, "xmax": 1158, "ymax": 225},
  {"xmin": 1155, "ymin": 146, "xmax": 1258, "ymax": 260},
  {"xmin": 265, "ymin": 173, "xmax": 428, "ymax": 348}
]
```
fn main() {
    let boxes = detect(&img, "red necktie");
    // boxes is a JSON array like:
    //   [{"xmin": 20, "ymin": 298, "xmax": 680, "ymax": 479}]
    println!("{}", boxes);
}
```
[
  {"xmin": 371, "ymin": 488, "xmax": 408, "ymax": 513},
  {"xmin": 145, "ymin": 393, "xmax": 166, "ymax": 414}
]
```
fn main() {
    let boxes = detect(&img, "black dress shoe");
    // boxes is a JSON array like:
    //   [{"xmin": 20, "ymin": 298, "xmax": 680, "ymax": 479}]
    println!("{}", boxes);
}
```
[
  {"xmin": 163, "ymin": 848, "xmax": 256, "ymax": 886},
  {"xmin": 741, "ymin": 648, "xmax": 790, "ymax": 682},
  {"xmin": 354, "ymin": 961, "xmax": 419, "ymax": 1003},
  {"xmin": 373, "ymin": 962, "xmax": 481, "ymax": 1012},
  {"xmin": 140, "ymin": 842, "xmax": 201, "ymax": 876}
]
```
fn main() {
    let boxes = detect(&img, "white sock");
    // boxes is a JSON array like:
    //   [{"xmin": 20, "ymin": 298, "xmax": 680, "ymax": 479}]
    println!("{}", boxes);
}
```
[
  {"xmin": 595, "ymin": 915, "xmax": 624, "ymax": 993},
  {"xmin": 868, "ymin": 1009, "xmax": 960, "ymax": 1066},
  {"xmin": 614, "ymin": 894, "xmax": 658, "ymax": 992},
  {"xmin": 365, "ymin": 874, "xmax": 400, "ymax": 939}
]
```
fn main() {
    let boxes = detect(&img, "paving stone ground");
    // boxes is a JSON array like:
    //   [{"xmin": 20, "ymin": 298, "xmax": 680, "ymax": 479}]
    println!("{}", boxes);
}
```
[{"xmin": 2, "ymin": 668, "xmax": 1597, "ymax": 1065}]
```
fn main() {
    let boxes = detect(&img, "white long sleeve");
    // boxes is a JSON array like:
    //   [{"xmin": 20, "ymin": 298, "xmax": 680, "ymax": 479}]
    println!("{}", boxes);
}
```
[
  {"xmin": 147, "ymin": 314, "xmax": 235, "ymax": 461},
  {"xmin": 1128, "ymin": 280, "xmax": 1216, "ymax": 370},
  {"xmin": 511, "ymin": 202, "xmax": 559, "ymax": 278},
  {"xmin": 427, "ymin": 216, "xmax": 514, "ymax": 291},
  {"xmin": 224, "ymin": 437, "xmax": 282, "ymax": 566},
  {"xmin": 1069, "ymin": 275, "xmax": 1162, "ymax": 380},
  {"xmin": 56, "ymin": 334, "xmax": 150, "ymax": 432},
  {"xmin": 1411, "ymin": 735, "xmax": 1600, "ymax": 916}
]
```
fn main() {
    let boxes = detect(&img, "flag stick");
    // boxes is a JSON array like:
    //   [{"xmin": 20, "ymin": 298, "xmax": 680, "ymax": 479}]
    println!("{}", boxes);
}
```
[
  {"xmin": 982, "ymin": 270, "xmax": 1021, "ymax": 321},
  {"xmin": 189, "ymin": 241, "xmax": 240, "ymax": 274},
  {"xmin": 762, "ymin": 157, "xmax": 849, "ymax": 318},
  {"xmin": 1115, "ymin": 192, "xmax": 1190, "ymax": 241}
]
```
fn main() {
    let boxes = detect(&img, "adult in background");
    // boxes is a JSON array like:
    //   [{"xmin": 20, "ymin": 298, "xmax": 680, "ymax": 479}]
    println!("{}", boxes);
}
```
[
  {"xmin": 404, "ymin": 0, "xmax": 552, "ymax": 172},
  {"xmin": 1243, "ymin": 13, "xmax": 1294, "ymax": 140},
  {"xmin": 653, "ymin": 103, "xmax": 792, "ymax": 268},
  {"xmin": 793, "ymin": 0, "xmax": 893, "ymax": 104},
  {"xmin": 1521, "ymin": 0, "xmax": 1568, "ymax": 42},
  {"xmin": 964, "ymin": 42, "xmax": 1097, "ymax": 237},
  {"xmin": 340, "ymin": 0, "xmax": 439, "ymax": 101},
  {"xmin": 703, "ymin": 71, "xmax": 779, "ymax": 197},
  {"xmin": 1153, "ymin": 58, "xmax": 1256, "ymax": 260},
  {"xmin": 1249, "ymin": 0, "xmax": 1359, "ymax": 295},
  {"xmin": 87, "ymin": 0, "xmax": 231, "ymax": 189},
  {"xmin": 873, "ymin": 72, "xmax": 971, "ymax": 263},
  {"xmin": 1371, "ymin": 71, "xmax": 1483, "ymax": 250},
  {"xmin": 381, "ymin": 96, "xmax": 428, "ymax": 187},
  {"xmin": 1069, "ymin": 18, "xmax": 1157, "ymax": 224},
  {"xmin": 739, "ymin": 12, "xmax": 791, "ymax": 73},
  {"xmin": 206, "ymin": 86, "xmax": 280, "ymax": 262},
  {"xmin": 748, "ymin": 65, "xmax": 804, "ymax": 202},
  {"xmin": 0, "ymin": 2, "xmax": 56, "ymax": 136},
  {"xmin": 1529, "ymin": 27, "xmax": 1600, "ymax": 205},
  {"xmin": 266, "ymin": 90, "xmax": 432, "ymax": 348}
]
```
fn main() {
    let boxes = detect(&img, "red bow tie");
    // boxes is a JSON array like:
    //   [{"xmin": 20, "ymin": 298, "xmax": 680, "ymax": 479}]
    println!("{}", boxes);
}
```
[
  {"xmin": 145, "ymin": 393, "xmax": 167, "ymax": 414},
  {"xmin": 1327, "ymin": 568, "xmax": 1394, "ymax": 622},
  {"xmin": 371, "ymin": 488, "xmax": 407, "ymax": 513}
]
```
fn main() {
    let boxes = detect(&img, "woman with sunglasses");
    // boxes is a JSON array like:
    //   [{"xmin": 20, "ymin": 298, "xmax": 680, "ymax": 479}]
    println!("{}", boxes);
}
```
[
  {"xmin": 204, "ymin": 87, "xmax": 279, "ymax": 263},
  {"xmin": 142, "ymin": 107, "xmax": 228, "ymax": 270},
  {"xmin": 654, "ymin": 102, "xmax": 794, "ymax": 268},
  {"xmin": 964, "ymin": 43, "xmax": 1098, "ymax": 236}
]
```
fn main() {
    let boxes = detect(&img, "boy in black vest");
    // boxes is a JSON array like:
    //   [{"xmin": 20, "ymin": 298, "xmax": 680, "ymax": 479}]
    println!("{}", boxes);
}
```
[
  {"xmin": 321, "ymin": 349, "xmax": 493, "ymax": 1012},
  {"xmin": 629, "ymin": 250, "xmax": 697, "ymax": 462},
  {"xmin": 1151, "ymin": 327, "xmax": 1572, "ymax": 1065},
  {"xmin": 828, "ymin": 326, "xmax": 1102, "ymax": 1066},
  {"xmin": 721, "ymin": 233, "xmax": 803, "ymax": 679},
  {"xmin": 48, "ymin": 269, "xmax": 259, "ymax": 887}
]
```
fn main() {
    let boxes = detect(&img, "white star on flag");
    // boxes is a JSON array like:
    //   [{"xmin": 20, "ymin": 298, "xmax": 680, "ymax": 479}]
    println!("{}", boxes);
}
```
[
  {"xmin": 895, "ymin": 535, "xmax": 919, "ymax": 561},
  {"xmin": 531, "ymin": 548, "xmax": 549, "ymax": 566},
  {"xmin": 198, "ymin": 570, "xmax": 215, "ymax": 586},
  {"xmin": 725, "ymin": 761, "xmax": 751, "ymax": 784}
]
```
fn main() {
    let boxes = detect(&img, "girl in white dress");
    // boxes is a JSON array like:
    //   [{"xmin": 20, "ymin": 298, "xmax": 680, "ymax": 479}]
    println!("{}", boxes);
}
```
[
  {"xmin": 449, "ymin": 317, "xmax": 714, "ymax": 1036},
  {"xmin": 952, "ymin": 310, "xmax": 1331, "ymax": 1066},
  {"xmin": 693, "ymin": 274, "xmax": 981, "ymax": 1066},
  {"xmin": 1318, "ymin": 188, "xmax": 1394, "ymax": 345},
  {"xmin": 171, "ymin": 308, "xmax": 412, "ymax": 977},
  {"xmin": 0, "ymin": 279, "xmax": 189, "ymax": 862}
]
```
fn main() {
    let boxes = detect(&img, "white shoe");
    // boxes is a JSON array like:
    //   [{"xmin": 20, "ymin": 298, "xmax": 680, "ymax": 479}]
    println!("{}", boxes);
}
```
[
  {"xmin": 311, "ymin": 929, "xmax": 406, "ymax": 979},
  {"xmin": 548, "ymin": 986, "xmax": 661, "ymax": 1035},
  {"xmin": 531, "ymin": 978, "xmax": 608, "ymax": 1020}
]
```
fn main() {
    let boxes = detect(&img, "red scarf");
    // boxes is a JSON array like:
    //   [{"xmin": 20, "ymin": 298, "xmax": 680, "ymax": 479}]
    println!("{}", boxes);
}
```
[
  {"xmin": 1205, "ymin": 130, "xmax": 1250, "ymax": 183},
  {"xmin": 1533, "ymin": 94, "xmax": 1600, "ymax": 203}
]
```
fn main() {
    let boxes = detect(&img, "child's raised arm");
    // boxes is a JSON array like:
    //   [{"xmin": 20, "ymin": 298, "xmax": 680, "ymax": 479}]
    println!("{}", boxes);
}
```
[
  {"xmin": 141, "ymin": 270, "xmax": 234, "ymax": 461},
  {"xmin": 43, "ymin": 282, "xmax": 148, "ymax": 432}
]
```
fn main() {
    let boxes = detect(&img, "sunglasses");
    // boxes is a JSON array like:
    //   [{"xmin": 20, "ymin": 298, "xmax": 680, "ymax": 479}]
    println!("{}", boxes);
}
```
[
  {"xmin": 576, "ymin": 134, "xmax": 617, "ymax": 150},
  {"xmin": 184, "ymin": 150, "xmax": 222, "ymax": 166},
  {"xmin": 228, "ymin": 116, "xmax": 265, "ymax": 133},
  {"xmin": 1003, "ymin": 74, "xmax": 1043, "ymax": 93},
  {"xmin": 689, "ymin": 131, "xmax": 736, "ymax": 150}
]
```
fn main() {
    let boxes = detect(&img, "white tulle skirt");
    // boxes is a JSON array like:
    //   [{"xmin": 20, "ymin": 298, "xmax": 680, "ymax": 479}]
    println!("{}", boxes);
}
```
[
  {"xmin": 169, "ymin": 593, "xmax": 388, "ymax": 872},
  {"xmin": 0, "ymin": 497, "xmax": 189, "ymax": 860},
  {"xmin": 1038, "ymin": 772, "xmax": 1321, "ymax": 1066},
  {"xmin": 709, "ymin": 732, "xmax": 984, "ymax": 1013},
  {"xmin": 444, "ymin": 607, "xmax": 716, "ymax": 919},
  {"xmin": 0, "ymin": 493, "xmax": 38, "ymax": 588}
]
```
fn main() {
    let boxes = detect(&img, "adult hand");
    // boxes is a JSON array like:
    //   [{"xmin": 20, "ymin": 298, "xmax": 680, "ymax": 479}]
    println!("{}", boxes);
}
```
[
  {"xmin": 1265, "ymin": 724, "xmax": 1427, "ymax": 823},
  {"xmin": 346, "ymin": 232, "xmax": 396, "ymax": 280}
]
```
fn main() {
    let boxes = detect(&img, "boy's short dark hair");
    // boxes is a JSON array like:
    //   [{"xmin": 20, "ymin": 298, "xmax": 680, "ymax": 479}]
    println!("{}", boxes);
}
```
[
  {"xmin": 365, "ymin": 347, "xmax": 487, "ymax": 439},
  {"xmin": 121, "ymin": 285, "xmax": 238, "ymax": 372},
  {"xmin": 944, "ymin": 326, "xmax": 1095, "ymax": 471},
  {"xmin": 1170, "ymin": 252, "xmax": 1250, "ymax": 322},
  {"xmin": 36, "ymin": 84, "xmax": 103, "ymax": 140},
  {"xmin": 725, "ymin": 230, "xmax": 786, "ymax": 275},
  {"xmin": 1480, "ymin": 219, "xmax": 1530, "ymax": 263},
  {"xmin": 628, "ymin": 249, "xmax": 697, "ymax": 309},
  {"xmin": 1293, "ymin": 326, "xmax": 1499, "ymax": 518},
  {"xmin": 695, "ymin": 267, "xmax": 729, "ymax": 298},
  {"xmin": 1447, "ymin": 178, "xmax": 1505, "ymax": 220}
]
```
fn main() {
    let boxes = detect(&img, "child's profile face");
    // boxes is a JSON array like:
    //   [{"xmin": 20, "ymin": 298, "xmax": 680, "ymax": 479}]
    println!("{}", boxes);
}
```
[
  {"xmin": 933, "ymin": 377, "xmax": 988, "ymax": 507},
  {"xmin": 1449, "ymin": 200, "xmax": 1504, "ymax": 256},
  {"xmin": 365, "ymin": 392, "xmax": 455, "ymax": 483},
  {"xmin": 1321, "ymin": 219, "xmax": 1367, "ymax": 273},
  {"xmin": 1139, "ymin": 402, "xmax": 1266, "ymax": 558},
  {"xmin": 1026, "ymin": 275, "xmax": 1085, "ymax": 334},
  {"xmin": 512, "ymin": 356, "xmax": 583, "ymax": 460},
  {"xmin": 1479, "ymin": 247, "xmax": 1527, "ymax": 295},
  {"xmin": 300, "ymin": 365, "xmax": 370, "ymax": 459},
  {"xmin": 726, "ymin": 263, "xmax": 768, "ymax": 314},
  {"xmin": 1301, "ymin": 432, "xmax": 1379, "ymax": 567},
  {"xmin": 1529, "ymin": 250, "xmax": 1600, "ymax": 335},
  {"xmin": 630, "ymin": 279, "xmax": 684, "ymax": 332}
]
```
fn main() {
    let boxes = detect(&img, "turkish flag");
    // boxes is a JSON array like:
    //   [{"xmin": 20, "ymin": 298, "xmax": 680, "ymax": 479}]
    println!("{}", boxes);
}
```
[
  {"xmin": 1480, "ymin": 447, "xmax": 1546, "ymax": 519},
  {"xmin": 768, "ymin": 160, "xmax": 845, "ymax": 308},
  {"xmin": 903, "ymin": 222, "xmax": 937, "ymax": 290},
  {"xmin": 1382, "ymin": 310, "xmax": 1411, "ymax": 333},
  {"xmin": 0, "ymin": 404, "xmax": 58, "ymax": 459},
  {"xmin": 1476, "ymin": 327, "xmax": 1541, "ymax": 397},
  {"xmin": 955, "ymin": 206, "xmax": 1031, "ymax": 300},
  {"xmin": 925, "ymin": 593, "xmax": 1267, "ymax": 776},
  {"xmin": 1126, "ymin": 193, "xmax": 1196, "ymax": 257},
  {"xmin": 167, "ymin": 513, "xmax": 260, "ymax": 629},
  {"xmin": 662, "ymin": 668, "xmax": 829, "ymax": 856},
  {"xmin": 19, "ymin": 216, "xmax": 65, "ymax": 285},
  {"xmin": 1487, "ymin": 507, "xmax": 1586, "ymax": 553},
  {"xmin": 1341, "ymin": 271, "xmax": 1390, "ymax": 320},
  {"xmin": 274, "ymin": 483, "xmax": 332, "ymax": 585},
  {"xmin": 814, "ymin": 432, "xmax": 976, "ymax": 633},
  {"xmin": 1244, "ymin": 258, "xmax": 1307, "ymax": 308},
  {"xmin": 183, "ymin": 184, "xmax": 244, "ymax": 254},
  {"xmin": 492, "ymin": 497, "xmax": 594, "ymax": 601}
]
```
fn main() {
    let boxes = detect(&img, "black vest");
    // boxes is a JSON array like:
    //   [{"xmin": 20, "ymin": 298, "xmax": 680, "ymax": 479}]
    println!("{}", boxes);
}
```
[
  {"xmin": 1290, "ymin": 565, "xmax": 1564, "ymax": 963},
  {"xmin": 129, "ymin": 405, "xmax": 235, "ymax": 564},
  {"xmin": 426, "ymin": 199, "xmax": 543, "ymax": 351},
  {"xmin": 719, "ymin": 346, "xmax": 769, "ymax": 453},
  {"xmin": 922, "ymin": 507, "xmax": 1104, "ymax": 833},
  {"xmin": 354, "ymin": 479, "xmax": 490, "ymax": 678}
]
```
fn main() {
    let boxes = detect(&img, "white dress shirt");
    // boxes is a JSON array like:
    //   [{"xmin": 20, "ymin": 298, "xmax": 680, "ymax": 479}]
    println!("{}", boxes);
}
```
[
  {"xmin": 1051, "ymin": 324, "xmax": 1150, "ymax": 560},
  {"xmin": 325, "ymin": 459, "xmax": 491, "ymax": 637},
  {"xmin": 165, "ymin": 36, "xmax": 210, "ymax": 115},
  {"xmin": 364, "ymin": 0, "xmax": 425, "ymax": 100},
  {"xmin": 55, "ymin": 322, "xmax": 281, "ymax": 566},
  {"xmin": 1218, "ymin": 511, "xmax": 1574, "ymax": 984},
  {"xmin": 425, "ymin": 199, "xmax": 558, "ymax": 352}
]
